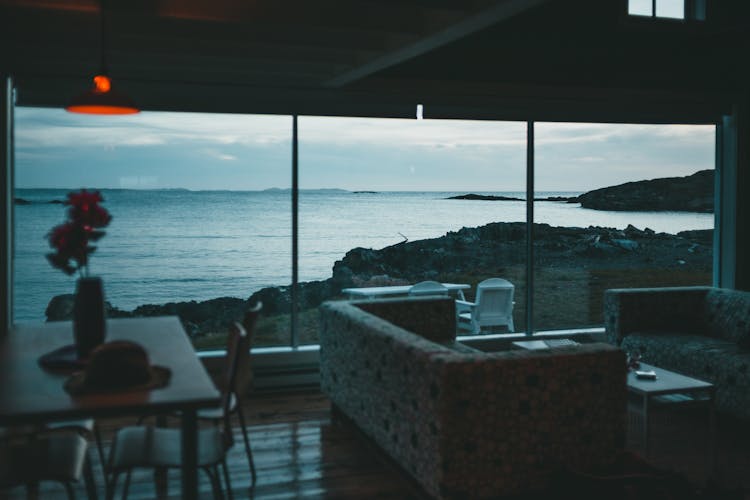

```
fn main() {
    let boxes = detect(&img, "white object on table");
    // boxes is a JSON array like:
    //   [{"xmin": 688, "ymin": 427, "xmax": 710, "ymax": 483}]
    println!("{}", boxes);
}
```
[{"xmin": 342, "ymin": 282, "xmax": 469, "ymax": 300}]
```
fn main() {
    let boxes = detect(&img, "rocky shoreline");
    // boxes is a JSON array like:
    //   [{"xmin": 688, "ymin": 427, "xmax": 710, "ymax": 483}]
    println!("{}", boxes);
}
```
[{"xmin": 46, "ymin": 222, "xmax": 713, "ymax": 339}]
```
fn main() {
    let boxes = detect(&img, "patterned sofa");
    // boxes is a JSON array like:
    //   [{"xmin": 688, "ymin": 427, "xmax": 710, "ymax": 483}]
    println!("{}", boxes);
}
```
[
  {"xmin": 319, "ymin": 297, "xmax": 626, "ymax": 499},
  {"xmin": 604, "ymin": 286, "xmax": 750, "ymax": 420}
]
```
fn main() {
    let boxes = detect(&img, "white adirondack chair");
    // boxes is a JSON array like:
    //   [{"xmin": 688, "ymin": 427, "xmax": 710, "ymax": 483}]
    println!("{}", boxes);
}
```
[
  {"xmin": 456, "ymin": 278, "xmax": 515, "ymax": 334},
  {"xmin": 408, "ymin": 280, "xmax": 449, "ymax": 296}
]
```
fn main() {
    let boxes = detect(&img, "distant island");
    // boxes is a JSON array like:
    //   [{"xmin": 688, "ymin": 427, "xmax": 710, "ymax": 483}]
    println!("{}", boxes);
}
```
[
  {"xmin": 447, "ymin": 194, "xmax": 524, "ymax": 201},
  {"xmin": 447, "ymin": 169, "xmax": 713, "ymax": 213},
  {"xmin": 261, "ymin": 187, "xmax": 349, "ymax": 194},
  {"xmin": 14, "ymin": 198, "xmax": 64, "ymax": 205},
  {"xmin": 446, "ymin": 194, "xmax": 579, "ymax": 203}
]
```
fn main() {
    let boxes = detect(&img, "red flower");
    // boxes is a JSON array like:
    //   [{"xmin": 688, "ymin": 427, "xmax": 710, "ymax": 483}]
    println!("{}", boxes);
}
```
[
  {"xmin": 66, "ymin": 189, "xmax": 111, "ymax": 228},
  {"xmin": 47, "ymin": 189, "xmax": 111, "ymax": 277}
]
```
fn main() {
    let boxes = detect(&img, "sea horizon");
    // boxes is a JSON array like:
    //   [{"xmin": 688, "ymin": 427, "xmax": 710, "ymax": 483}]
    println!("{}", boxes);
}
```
[
  {"xmin": 13, "ymin": 188, "xmax": 713, "ymax": 322},
  {"xmin": 15, "ymin": 187, "xmax": 584, "ymax": 195}
]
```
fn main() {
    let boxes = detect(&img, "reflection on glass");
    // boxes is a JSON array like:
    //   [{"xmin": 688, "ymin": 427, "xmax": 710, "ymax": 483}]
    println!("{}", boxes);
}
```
[
  {"xmin": 298, "ymin": 116, "xmax": 528, "ymax": 342},
  {"xmin": 13, "ymin": 108, "xmax": 292, "ymax": 349},
  {"xmin": 533, "ymin": 122, "xmax": 714, "ymax": 332}
]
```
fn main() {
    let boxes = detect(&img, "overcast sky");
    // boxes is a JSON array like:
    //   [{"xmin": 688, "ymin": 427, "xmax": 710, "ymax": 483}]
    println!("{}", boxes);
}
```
[{"xmin": 14, "ymin": 107, "xmax": 715, "ymax": 192}]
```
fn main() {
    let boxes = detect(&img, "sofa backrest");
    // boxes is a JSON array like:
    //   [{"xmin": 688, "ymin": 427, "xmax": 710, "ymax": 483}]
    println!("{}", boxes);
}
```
[
  {"xmin": 354, "ymin": 296, "xmax": 456, "ymax": 342},
  {"xmin": 705, "ymin": 288, "xmax": 750, "ymax": 344},
  {"xmin": 604, "ymin": 287, "xmax": 711, "ymax": 344},
  {"xmin": 430, "ymin": 344, "xmax": 626, "ymax": 498}
]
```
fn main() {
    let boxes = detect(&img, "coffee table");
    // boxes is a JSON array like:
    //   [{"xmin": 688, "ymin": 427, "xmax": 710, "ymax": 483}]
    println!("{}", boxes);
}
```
[
  {"xmin": 627, "ymin": 362, "xmax": 715, "ymax": 469},
  {"xmin": 511, "ymin": 339, "xmax": 579, "ymax": 350}
]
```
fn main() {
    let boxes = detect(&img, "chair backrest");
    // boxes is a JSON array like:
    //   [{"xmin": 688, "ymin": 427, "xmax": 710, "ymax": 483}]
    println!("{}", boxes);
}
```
[
  {"xmin": 408, "ymin": 281, "xmax": 449, "ymax": 296},
  {"xmin": 474, "ymin": 278, "xmax": 514, "ymax": 325},
  {"xmin": 221, "ymin": 321, "xmax": 247, "ymax": 443},
  {"xmin": 237, "ymin": 302, "xmax": 262, "ymax": 394}
]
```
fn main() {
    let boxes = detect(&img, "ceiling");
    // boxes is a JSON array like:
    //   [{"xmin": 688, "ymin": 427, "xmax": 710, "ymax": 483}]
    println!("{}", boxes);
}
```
[{"xmin": 1, "ymin": 0, "xmax": 748, "ymax": 121}]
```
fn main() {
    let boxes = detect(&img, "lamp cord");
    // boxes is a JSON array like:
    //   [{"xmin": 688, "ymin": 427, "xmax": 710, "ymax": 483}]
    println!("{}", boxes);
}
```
[{"xmin": 99, "ymin": 0, "xmax": 108, "ymax": 75}]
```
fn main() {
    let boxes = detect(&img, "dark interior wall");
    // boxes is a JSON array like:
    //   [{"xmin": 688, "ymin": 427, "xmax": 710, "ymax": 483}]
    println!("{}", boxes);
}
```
[
  {"xmin": 733, "ymin": 97, "xmax": 750, "ymax": 291},
  {"xmin": 378, "ymin": 0, "xmax": 750, "ymax": 95}
]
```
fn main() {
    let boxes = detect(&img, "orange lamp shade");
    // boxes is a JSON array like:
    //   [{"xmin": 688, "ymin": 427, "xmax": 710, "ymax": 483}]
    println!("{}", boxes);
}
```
[{"xmin": 66, "ymin": 74, "xmax": 139, "ymax": 115}]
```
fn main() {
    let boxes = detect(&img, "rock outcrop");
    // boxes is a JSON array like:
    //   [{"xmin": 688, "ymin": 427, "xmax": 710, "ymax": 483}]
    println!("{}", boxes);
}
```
[{"xmin": 577, "ymin": 170, "xmax": 713, "ymax": 212}]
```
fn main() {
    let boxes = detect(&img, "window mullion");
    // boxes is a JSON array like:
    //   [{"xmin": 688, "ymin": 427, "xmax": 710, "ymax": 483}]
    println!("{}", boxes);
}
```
[
  {"xmin": 526, "ymin": 120, "xmax": 534, "ymax": 336},
  {"xmin": 291, "ymin": 115, "xmax": 299, "ymax": 348}
]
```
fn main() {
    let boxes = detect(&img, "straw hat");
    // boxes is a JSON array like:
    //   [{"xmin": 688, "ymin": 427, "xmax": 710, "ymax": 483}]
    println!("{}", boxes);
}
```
[{"xmin": 64, "ymin": 340, "xmax": 170, "ymax": 395}]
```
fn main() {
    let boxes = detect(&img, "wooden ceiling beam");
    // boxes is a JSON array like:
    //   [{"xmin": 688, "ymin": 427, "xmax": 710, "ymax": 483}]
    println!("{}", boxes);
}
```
[
  {"xmin": 324, "ymin": 0, "xmax": 553, "ymax": 88},
  {"xmin": 0, "ymin": 5, "xmax": 426, "ymax": 55}
]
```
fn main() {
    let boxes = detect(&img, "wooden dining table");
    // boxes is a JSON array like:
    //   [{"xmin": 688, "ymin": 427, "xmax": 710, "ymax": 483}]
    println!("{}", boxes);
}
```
[{"xmin": 0, "ymin": 316, "xmax": 221, "ymax": 500}]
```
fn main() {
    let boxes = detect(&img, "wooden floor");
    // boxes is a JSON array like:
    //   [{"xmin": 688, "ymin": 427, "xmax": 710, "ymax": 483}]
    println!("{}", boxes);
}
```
[{"xmin": 5, "ymin": 390, "xmax": 750, "ymax": 499}]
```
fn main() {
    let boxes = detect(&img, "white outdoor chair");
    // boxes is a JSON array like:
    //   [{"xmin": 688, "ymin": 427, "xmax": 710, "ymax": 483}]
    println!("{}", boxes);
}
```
[
  {"xmin": 456, "ymin": 278, "xmax": 515, "ymax": 334},
  {"xmin": 408, "ymin": 281, "xmax": 449, "ymax": 296}
]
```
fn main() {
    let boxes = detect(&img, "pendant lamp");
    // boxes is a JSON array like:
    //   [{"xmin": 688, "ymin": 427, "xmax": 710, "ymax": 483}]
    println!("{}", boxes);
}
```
[{"xmin": 66, "ymin": 0, "xmax": 139, "ymax": 115}]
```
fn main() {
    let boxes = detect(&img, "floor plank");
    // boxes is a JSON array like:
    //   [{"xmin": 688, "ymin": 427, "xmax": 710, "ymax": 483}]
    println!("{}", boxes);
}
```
[{"xmin": 4, "ymin": 389, "xmax": 750, "ymax": 499}]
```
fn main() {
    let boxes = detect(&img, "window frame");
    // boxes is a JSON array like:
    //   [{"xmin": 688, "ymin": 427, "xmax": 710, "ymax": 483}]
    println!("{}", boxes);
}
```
[{"xmin": 2, "ymin": 104, "xmax": 725, "ymax": 356}]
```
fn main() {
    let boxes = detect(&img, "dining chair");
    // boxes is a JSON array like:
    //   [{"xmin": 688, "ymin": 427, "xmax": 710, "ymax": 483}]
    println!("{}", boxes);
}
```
[
  {"xmin": 105, "ymin": 320, "xmax": 250, "ymax": 500},
  {"xmin": 1, "ymin": 429, "xmax": 96, "ymax": 500},
  {"xmin": 197, "ymin": 302, "xmax": 262, "ymax": 487},
  {"xmin": 45, "ymin": 418, "xmax": 105, "ymax": 469}
]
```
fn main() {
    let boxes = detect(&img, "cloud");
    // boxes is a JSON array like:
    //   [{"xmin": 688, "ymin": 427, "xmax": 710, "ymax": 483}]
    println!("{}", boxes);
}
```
[
  {"xmin": 299, "ymin": 116, "xmax": 527, "ymax": 148},
  {"xmin": 572, "ymin": 156, "xmax": 605, "ymax": 162},
  {"xmin": 203, "ymin": 149, "xmax": 238, "ymax": 161},
  {"xmin": 14, "ymin": 108, "xmax": 716, "ymax": 191},
  {"xmin": 15, "ymin": 107, "xmax": 291, "ymax": 150}
]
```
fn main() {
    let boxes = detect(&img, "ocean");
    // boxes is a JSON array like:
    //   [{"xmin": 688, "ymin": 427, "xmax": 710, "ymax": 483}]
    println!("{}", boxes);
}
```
[{"xmin": 13, "ymin": 189, "xmax": 714, "ymax": 322}]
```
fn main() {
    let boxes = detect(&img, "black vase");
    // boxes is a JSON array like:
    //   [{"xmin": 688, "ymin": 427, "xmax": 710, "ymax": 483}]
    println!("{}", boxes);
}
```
[{"xmin": 73, "ymin": 276, "xmax": 106, "ymax": 359}]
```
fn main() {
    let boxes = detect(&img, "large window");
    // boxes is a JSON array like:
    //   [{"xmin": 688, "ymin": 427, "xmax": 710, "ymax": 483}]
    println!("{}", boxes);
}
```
[
  {"xmin": 298, "ymin": 116, "xmax": 528, "ymax": 343},
  {"xmin": 14, "ymin": 108, "xmax": 292, "ymax": 348},
  {"xmin": 12, "ymin": 109, "xmax": 718, "ymax": 348},
  {"xmin": 533, "ymin": 122, "xmax": 715, "ymax": 331}
]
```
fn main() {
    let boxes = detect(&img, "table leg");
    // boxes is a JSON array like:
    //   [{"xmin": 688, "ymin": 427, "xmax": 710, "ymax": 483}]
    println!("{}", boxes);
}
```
[
  {"xmin": 181, "ymin": 409, "xmax": 198, "ymax": 500},
  {"xmin": 708, "ymin": 389, "xmax": 716, "ymax": 475},
  {"xmin": 643, "ymin": 394, "xmax": 650, "ymax": 458},
  {"xmin": 155, "ymin": 415, "xmax": 168, "ymax": 498}
]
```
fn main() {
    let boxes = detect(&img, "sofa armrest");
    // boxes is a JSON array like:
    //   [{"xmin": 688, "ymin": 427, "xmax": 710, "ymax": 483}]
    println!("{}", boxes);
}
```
[
  {"xmin": 603, "ymin": 287, "xmax": 710, "ymax": 345},
  {"xmin": 319, "ymin": 300, "xmax": 454, "ymax": 498}
]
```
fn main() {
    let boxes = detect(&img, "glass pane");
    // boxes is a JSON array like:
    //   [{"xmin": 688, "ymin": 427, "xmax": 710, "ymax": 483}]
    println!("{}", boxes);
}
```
[
  {"xmin": 298, "ymin": 116, "xmax": 528, "ymax": 343},
  {"xmin": 533, "ymin": 122, "xmax": 715, "ymax": 332},
  {"xmin": 14, "ymin": 108, "xmax": 292, "ymax": 349},
  {"xmin": 656, "ymin": 0, "xmax": 685, "ymax": 19},
  {"xmin": 628, "ymin": 0, "xmax": 653, "ymax": 16}
]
